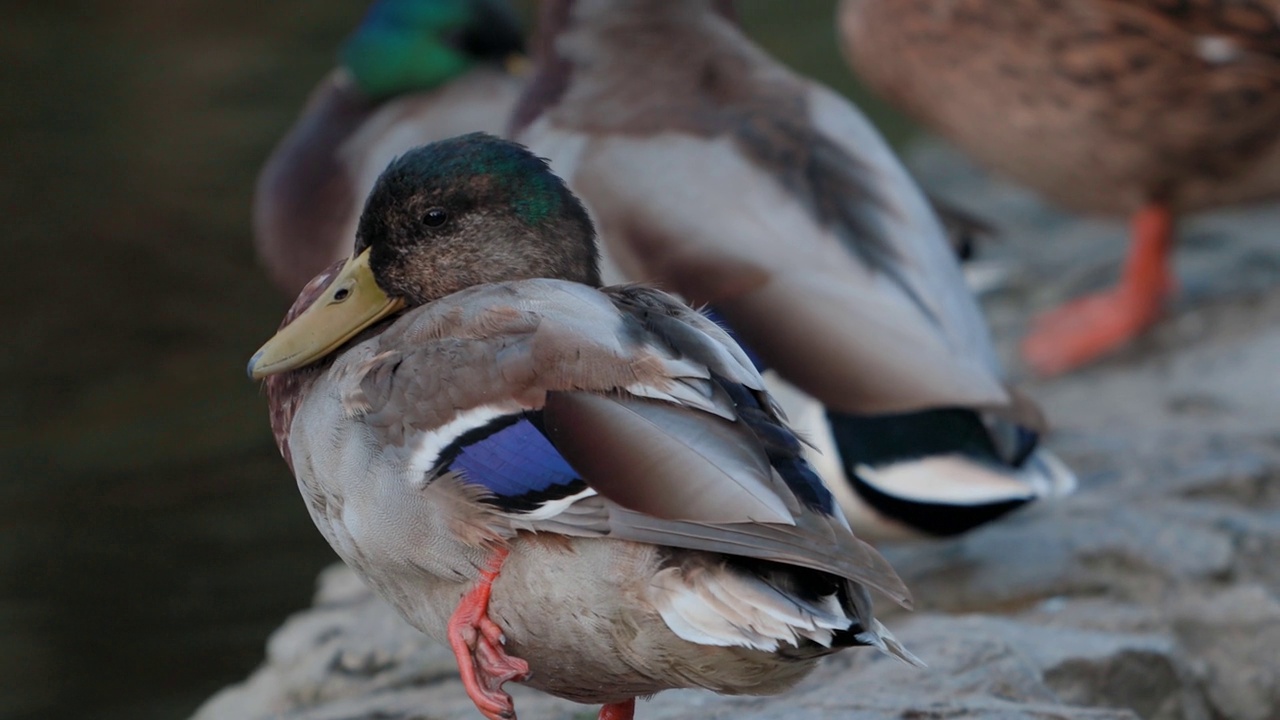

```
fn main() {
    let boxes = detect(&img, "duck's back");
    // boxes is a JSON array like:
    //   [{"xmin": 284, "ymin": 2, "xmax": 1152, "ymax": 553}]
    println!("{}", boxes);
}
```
[{"xmin": 517, "ymin": 3, "xmax": 1006, "ymax": 415}]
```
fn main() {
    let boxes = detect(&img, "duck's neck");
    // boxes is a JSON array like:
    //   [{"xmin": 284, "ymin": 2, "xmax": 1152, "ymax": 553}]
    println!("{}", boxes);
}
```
[
  {"xmin": 263, "ymin": 262, "xmax": 352, "ymax": 472},
  {"xmin": 509, "ymin": 0, "xmax": 737, "ymax": 135}
]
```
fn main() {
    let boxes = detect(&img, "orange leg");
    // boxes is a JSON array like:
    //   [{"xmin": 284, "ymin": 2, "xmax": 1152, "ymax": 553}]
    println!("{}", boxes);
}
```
[
  {"xmin": 599, "ymin": 698, "xmax": 636, "ymax": 720},
  {"xmin": 447, "ymin": 546, "xmax": 531, "ymax": 720},
  {"xmin": 1021, "ymin": 203, "xmax": 1176, "ymax": 376}
]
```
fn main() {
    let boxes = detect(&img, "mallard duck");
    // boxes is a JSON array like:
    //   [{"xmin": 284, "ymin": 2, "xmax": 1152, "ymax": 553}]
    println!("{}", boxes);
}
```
[
  {"xmin": 253, "ymin": 0, "xmax": 527, "ymax": 296},
  {"xmin": 511, "ymin": 0, "xmax": 1075, "ymax": 542},
  {"xmin": 247, "ymin": 133, "xmax": 918, "ymax": 720},
  {"xmin": 839, "ymin": 0, "xmax": 1280, "ymax": 375}
]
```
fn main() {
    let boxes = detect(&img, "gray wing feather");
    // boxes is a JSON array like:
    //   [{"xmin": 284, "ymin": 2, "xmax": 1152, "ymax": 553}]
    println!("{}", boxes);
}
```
[
  {"xmin": 543, "ymin": 391, "xmax": 795, "ymax": 525},
  {"xmin": 354, "ymin": 279, "xmax": 909, "ymax": 606}
]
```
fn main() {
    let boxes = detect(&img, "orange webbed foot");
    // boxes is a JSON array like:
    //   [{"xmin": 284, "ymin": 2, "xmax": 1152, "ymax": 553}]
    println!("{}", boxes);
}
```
[
  {"xmin": 1020, "ymin": 285, "xmax": 1166, "ymax": 375},
  {"xmin": 1020, "ymin": 203, "xmax": 1176, "ymax": 377},
  {"xmin": 447, "ymin": 547, "xmax": 531, "ymax": 720}
]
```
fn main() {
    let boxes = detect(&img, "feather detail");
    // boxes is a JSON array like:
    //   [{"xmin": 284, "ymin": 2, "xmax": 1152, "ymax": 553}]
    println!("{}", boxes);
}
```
[
  {"xmin": 325, "ymin": 279, "xmax": 909, "ymax": 605},
  {"xmin": 648, "ymin": 562, "xmax": 849, "ymax": 652},
  {"xmin": 432, "ymin": 473, "xmax": 514, "ymax": 551},
  {"xmin": 858, "ymin": 618, "xmax": 926, "ymax": 668},
  {"xmin": 603, "ymin": 505, "xmax": 910, "ymax": 609},
  {"xmin": 544, "ymin": 391, "xmax": 796, "ymax": 525}
]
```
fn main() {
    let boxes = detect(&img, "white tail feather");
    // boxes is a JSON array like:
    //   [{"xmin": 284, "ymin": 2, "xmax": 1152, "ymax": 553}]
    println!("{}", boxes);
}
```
[{"xmin": 648, "ymin": 564, "xmax": 856, "ymax": 652}]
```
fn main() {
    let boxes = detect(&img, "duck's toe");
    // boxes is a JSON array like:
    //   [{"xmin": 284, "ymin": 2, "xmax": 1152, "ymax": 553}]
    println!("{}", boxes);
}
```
[{"xmin": 446, "ymin": 547, "xmax": 529, "ymax": 720}]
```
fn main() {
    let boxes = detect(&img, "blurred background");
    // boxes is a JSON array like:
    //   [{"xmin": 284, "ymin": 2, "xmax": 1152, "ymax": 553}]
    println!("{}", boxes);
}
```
[{"xmin": 0, "ymin": 2, "xmax": 911, "ymax": 719}]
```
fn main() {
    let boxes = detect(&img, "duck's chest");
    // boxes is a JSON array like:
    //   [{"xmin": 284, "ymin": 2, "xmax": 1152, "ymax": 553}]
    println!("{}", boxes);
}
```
[{"xmin": 286, "ymin": 382, "xmax": 496, "ymax": 586}]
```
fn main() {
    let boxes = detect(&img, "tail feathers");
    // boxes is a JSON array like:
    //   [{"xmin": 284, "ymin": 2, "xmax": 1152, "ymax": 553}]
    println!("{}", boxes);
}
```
[
  {"xmin": 1018, "ymin": 447, "xmax": 1078, "ymax": 498},
  {"xmin": 826, "ymin": 408, "xmax": 1077, "ymax": 539},
  {"xmin": 848, "ymin": 458, "xmax": 1034, "ymax": 538},
  {"xmin": 648, "ymin": 563, "xmax": 853, "ymax": 653},
  {"xmin": 854, "ymin": 447, "xmax": 1075, "ymax": 506},
  {"xmin": 646, "ymin": 558, "xmax": 927, "ymax": 671},
  {"xmin": 854, "ymin": 457, "xmax": 1037, "ymax": 505},
  {"xmin": 855, "ymin": 618, "xmax": 926, "ymax": 668}
]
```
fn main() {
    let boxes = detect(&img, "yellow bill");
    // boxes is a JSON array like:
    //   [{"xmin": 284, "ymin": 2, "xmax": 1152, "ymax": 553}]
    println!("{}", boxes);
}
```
[{"xmin": 248, "ymin": 248, "xmax": 405, "ymax": 379}]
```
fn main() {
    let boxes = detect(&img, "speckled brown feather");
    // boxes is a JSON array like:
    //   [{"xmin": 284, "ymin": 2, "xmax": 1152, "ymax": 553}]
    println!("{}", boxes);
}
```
[{"xmin": 841, "ymin": 0, "xmax": 1280, "ymax": 214}]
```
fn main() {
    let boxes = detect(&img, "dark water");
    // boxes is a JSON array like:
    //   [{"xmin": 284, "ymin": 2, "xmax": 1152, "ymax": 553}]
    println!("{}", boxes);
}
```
[{"xmin": 0, "ymin": 3, "xmax": 910, "ymax": 719}]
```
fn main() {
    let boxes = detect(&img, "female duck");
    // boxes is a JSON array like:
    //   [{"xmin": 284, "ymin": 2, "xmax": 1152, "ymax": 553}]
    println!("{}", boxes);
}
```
[
  {"xmin": 253, "ymin": 0, "xmax": 527, "ymax": 295},
  {"xmin": 512, "ymin": 0, "xmax": 1075, "ymax": 541},
  {"xmin": 840, "ymin": 0, "xmax": 1280, "ymax": 375},
  {"xmin": 248, "ymin": 134, "xmax": 916, "ymax": 720}
]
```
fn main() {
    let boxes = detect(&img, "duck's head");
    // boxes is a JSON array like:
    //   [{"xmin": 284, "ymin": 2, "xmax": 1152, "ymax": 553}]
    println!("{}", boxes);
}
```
[
  {"xmin": 342, "ymin": 0, "xmax": 527, "ymax": 100},
  {"xmin": 249, "ymin": 132, "xmax": 599, "ymax": 379}
]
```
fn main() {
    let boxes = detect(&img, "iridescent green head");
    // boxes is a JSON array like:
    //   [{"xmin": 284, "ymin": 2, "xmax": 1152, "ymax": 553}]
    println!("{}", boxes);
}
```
[
  {"xmin": 341, "ymin": 0, "xmax": 525, "ymax": 100},
  {"xmin": 247, "ymin": 133, "xmax": 600, "ymax": 379},
  {"xmin": 351, "ymin": 132, "xmax": 600, "ymax": 305}
]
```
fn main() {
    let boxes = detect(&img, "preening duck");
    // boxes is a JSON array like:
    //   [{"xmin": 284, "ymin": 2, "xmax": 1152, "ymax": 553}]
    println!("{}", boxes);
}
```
[{"xmin": 248, "ymin": 133, "xmax": 917, "ymax": 720}]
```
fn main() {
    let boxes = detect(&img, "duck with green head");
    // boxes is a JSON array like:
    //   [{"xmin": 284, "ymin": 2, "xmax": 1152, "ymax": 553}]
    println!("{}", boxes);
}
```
[
  {"xmin": 248, "ymin": 133, "xmax": 919, "ymax": 720},
  {"xmin": 253, "ymin": 0, "xmax": 527, "ymax": 296}
]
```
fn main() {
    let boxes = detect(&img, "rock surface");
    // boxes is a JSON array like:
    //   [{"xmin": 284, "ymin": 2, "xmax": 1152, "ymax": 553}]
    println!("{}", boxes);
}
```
[{"xmin": 193, "ymin": 142, "xmax": 1280, "ymax": 720}]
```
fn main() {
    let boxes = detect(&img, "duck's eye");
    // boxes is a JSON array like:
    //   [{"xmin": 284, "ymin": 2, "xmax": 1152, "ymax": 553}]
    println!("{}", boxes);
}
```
[
  {"xmin": 422, "ymin": 208, "xmax": 448, "ymax": 227},
  {"xmin": 332, "ymin": 287, "xmax": 351, "ymax": 302}
]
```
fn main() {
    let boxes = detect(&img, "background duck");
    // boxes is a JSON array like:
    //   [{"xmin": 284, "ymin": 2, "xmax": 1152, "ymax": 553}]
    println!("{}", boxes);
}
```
[
  {"xmin": 254, "ymin": 0, "xmax": 991, "ymax": 301},
  {"xmin": 511, "ymin": 0, "xmax": 1075, "ymax": 542},
  {"xmin": 249, "ymin": 134, "xmax": 917, "ymax": 720},
  {"xmin": 839, "ymin": 0, "xmax": 1280, "ymax": 375},
  {"xmin": 252, "ymin": 0, "xmax": 527, "ymax": 296}
]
